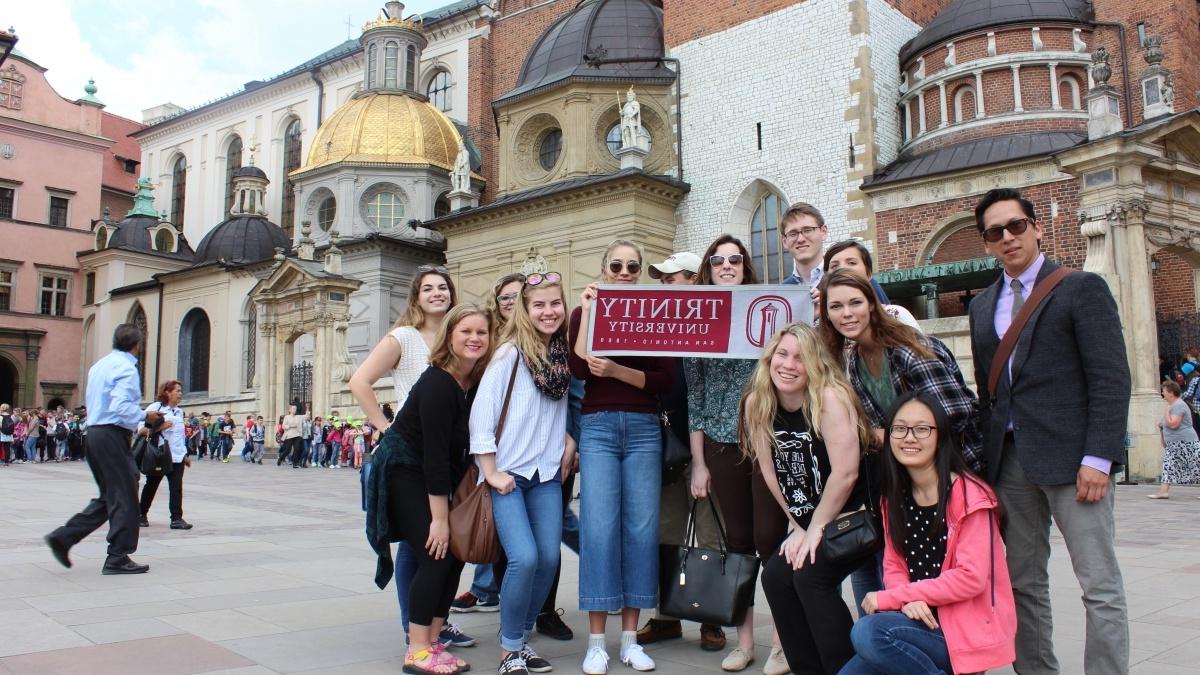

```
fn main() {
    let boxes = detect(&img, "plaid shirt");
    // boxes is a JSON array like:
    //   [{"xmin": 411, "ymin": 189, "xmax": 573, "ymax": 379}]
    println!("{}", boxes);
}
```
[{"xmin": 845, "ymin": 335, "xmax": 984, "ymax": 473}]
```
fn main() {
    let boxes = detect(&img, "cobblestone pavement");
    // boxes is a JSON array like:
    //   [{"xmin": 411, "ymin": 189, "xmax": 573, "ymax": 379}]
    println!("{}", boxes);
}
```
[{"xmin": 0, "ymin": 460, "xmax": 1197, "ymax": 674}]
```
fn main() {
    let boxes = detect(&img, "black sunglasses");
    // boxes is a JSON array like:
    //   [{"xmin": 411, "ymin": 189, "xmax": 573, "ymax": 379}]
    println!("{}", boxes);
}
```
[
  {"xmin": 981, "ymin": 217, "xmax": 1034, "ymax": 243},
  {"xmin": 608, "ymin": 260, "xmax": 641, "ymax": 275},
  {"xmin": 709, "ymin": 254, "xmax": 744, "ymax": 267}
]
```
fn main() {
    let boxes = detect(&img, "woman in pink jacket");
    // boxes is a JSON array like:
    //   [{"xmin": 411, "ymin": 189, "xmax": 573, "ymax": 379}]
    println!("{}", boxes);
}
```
[{"xmin": 841, "ymin": 391, "xmax": 1015, "ymax": 675}]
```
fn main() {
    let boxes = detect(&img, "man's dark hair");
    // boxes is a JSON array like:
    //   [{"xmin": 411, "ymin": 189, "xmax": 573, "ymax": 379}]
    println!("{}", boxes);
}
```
[
  {"xmin": 823, "ymin": 240, "xmax": 874, "ymax": 275},
  {"xmin": 112, "ymin": 323, "xmax": 143, "ymax": 352},
  {"xmin": 974, "ymin": 188, "xmax": 1036, "ymax": 232}
]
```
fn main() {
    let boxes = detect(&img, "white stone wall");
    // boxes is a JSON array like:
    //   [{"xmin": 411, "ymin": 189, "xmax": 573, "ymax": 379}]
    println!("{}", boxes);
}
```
[
  {"xmin": 670, "ymin": 0, "xmax": 917, "ymax": 256},
  {"xmin": 866, "ymin": 0, "xmax": 918, "ymax": 169}
]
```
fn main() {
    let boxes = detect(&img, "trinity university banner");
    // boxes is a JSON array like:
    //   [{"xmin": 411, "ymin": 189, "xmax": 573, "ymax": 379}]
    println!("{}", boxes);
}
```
[{"xmin": 585, "ymin": 284, "xmax": 814, "ymax": 359}]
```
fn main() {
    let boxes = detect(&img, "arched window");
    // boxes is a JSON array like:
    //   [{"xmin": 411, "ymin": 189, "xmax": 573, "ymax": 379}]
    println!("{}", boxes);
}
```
[
  {"xmin": 1058, "ymin": 75, "xmax": 1082, "ymax": 110},
  {"xmin": 171, "ymin": 156, "xmax": 187, "ymax": 227},
  {"xmin": 245, "ymin": 302, "xmax": 257, "ymax": 389},
  {"xmin": 154, "ymin": 229, "xmax": 173, "ymax": 252},
  {"xmin": 750, "ymin": 190, "xmax": 787, "ymax": 283},
  {"xmin": 129, "ymin": 303, "xmax": 148, "ymax": 398},
  {"xmin": 367, "ymin": 43, "xmax": 378, "ymax": 88},
  {"xmin": 434, "ymin": 193, "xmax": 451, "ymax": 218},
  {"xmin": 225, "ymin": 135, "xmax": 242, "ymax": 215},
  {"xmin": 95, "ymin": 227, "xmax": 108, "ymax": 250},
  {"xmin": 179, "ymin": 308, "xmax": 210, "ymax": 394},
  {"xmin": 384, "ymin": 42, "xmax": 399, "ymax": 88},
  {"xmin": 317, "ymin": 196, "xmax": 336, "ymax": 231},
  {"xmin": 406, "ymin": 44, "xmax": 417, "ymax": 90},
  {"xmin": 281, "ymin": 119, "xmax": 302, "ymax": 239},
  {"xmin": 427, "ymin": 70, "xmax": 452, "ymax": 111},
  {"xmin": 953, "ymin": 85, "xmax": 976, "ymax": 123}
]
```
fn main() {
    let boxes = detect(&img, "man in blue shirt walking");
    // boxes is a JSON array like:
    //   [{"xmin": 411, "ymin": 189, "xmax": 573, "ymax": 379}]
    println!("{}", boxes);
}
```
[{"xmin": 45, "ymin": 323, "xmax": 160, "ymax": 575}]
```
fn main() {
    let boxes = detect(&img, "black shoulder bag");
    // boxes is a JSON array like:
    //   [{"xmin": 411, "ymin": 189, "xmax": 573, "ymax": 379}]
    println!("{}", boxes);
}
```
[
  {"xmin": 823, "ymin": 452, "xmax": 882, "ymax": 563},
  {"xmin": 658, "ymin": 499, "xmax": 760, "ymax": 627}
]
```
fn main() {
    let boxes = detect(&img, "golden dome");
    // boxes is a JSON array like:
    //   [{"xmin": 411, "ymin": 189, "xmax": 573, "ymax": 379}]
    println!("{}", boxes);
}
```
[{"xmin": 293, "ymin": 91, "xmax": 463, "ymax": 177}]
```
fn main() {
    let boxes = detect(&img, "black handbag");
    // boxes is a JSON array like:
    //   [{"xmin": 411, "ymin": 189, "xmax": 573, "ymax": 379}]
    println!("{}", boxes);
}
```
[
  {"xmin": 659, "ymin": 499, "xmax": 760, "ymax": 627},
  {"xmin": 659, "ymin": 409, "xmax": 691, "ymax": 486},
  {"xmin": 132, "ymin": 433, "xmax": 172, "ymax": 478},
  {"xmin": 823, "ymin": 453, "xmax": 881, "ymax": 563}
]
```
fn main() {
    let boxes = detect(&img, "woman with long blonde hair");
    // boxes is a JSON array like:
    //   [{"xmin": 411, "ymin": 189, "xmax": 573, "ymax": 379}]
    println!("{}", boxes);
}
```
[
  {"xmin": 741, "ymin": 322, "xmax": 873, "ymax": 675},
  {"xmin": 471, "ymin": 272, "xmax": 575, "ymax": 674}
]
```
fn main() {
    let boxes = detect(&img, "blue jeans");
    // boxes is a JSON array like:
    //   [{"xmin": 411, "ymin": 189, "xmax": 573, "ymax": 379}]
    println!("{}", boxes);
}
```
[
  {"xmin": 470, "ymin": 564, "xmax": 500, "ymax": 603},
  {"xmin": 493, "ymin": 472, "xmax": 563, "ymax": 651},
  {"xmin": 394, "ymin": 540, "xmax": 417, "ymax": 635},
  {"xmin": 578, "ymin": 411, "xmax": 661, "ymax": 611},
  {"xmin": 850, "ymin": 550, "xmax": 885, "ymax": 618},
  {"xmin": 839, "ymin": 612, "xmax": 952, "ymax": 675},
  {"xmin": 310, "ymin": 441, "xmax": 323, "ymax": 464},
  {"xmin": 24, "ymin": 436, "xmax": 37, "ymax": 461}
]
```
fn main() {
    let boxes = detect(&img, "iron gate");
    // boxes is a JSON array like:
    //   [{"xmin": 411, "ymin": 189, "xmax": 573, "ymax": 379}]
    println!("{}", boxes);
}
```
[
  {"xmin": 289, "ymin": 361, "xmax": 312, "ymax": 415},
  {"xmin": 1157, "ymin": 312, "xmax": 1200, "ymax": 365}
]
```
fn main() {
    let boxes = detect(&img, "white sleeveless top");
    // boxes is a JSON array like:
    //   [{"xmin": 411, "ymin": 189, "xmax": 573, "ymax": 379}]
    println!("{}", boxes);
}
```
[{"xmin": 390, "ymin": 325, "xmax": 431, "ymax": 407}]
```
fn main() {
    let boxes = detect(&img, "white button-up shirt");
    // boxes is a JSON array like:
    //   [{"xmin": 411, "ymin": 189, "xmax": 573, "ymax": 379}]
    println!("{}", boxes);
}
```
[{"xmin": 85, "ymin": 350, "xmax": 144, "ymax": 432}]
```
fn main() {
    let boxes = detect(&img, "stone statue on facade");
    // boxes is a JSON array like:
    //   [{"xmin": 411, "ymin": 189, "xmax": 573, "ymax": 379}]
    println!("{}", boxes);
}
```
[
  {"xmin": 451, "ymin": 141, "xmax": 471, "ymax": 194},
  {"xmin": 619, "ymin": 87, "xmax": 642, "ymax": 149},
  {"xmin": 1091, "ymin": 47, "xmax": 1112, "ymax": 87}
]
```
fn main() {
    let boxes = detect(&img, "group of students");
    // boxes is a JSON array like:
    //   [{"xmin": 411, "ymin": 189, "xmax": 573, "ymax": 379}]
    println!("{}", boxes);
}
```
[
  {"xmin": 350, "ymin": 198, "xmax": 1019, "ymax": 675},
  {"xmin": 0, "ymin": 405, "xmax": 86, "ymax": 464}
]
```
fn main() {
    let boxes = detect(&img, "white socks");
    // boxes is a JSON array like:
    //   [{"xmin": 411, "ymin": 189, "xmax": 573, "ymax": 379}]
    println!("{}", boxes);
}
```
[
  {"xmin": 620, "ymin": 630, "xmax": 637, "ymax": 654},
  {"xmin": 589, "ymin": 633, "xmax": 606, "ymax": 651}
]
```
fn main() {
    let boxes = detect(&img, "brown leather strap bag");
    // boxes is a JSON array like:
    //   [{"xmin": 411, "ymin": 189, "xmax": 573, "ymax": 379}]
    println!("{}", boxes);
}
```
[
  {"xmin": 987, "ymin": 267, "xmax": 1073, "ymax": 401},
  {"xmin": 448, "ymin": 356, "xmax": 520, "ymax": 564}
]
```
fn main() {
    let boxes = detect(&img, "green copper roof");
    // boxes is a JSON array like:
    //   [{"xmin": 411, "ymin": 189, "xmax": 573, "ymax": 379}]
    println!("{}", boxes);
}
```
[
  {"xmin": 876, "ymin": 256, "xmax": 1002, "ymax": 298},
  {"xmin": 127, "ymin": 177, "xmax": 159, "ymax": 217}
]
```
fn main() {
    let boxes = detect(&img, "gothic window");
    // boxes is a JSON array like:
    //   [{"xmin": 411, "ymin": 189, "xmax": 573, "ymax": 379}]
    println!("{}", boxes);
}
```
[
  {"xmin": 0, "ymin": 65, "xmax": 24, "ymax": 110},
  {"xmin": 318, "ymin": 196, "xmax": 336, "ymax": 231},
  {"xmin": 427, "ymin": 70, "xmax": 452, "ymax": 111},
  {"xmin": 225, "ymin": 135, "xmax": 242, "ymax": 215},
  {"xmin": 281, "ymin": 119, "xmax": 302, "ymax": 239},
  {"xmin": 154, "ymin": 228, "xmax": 174, "ymax": 252},
  {"xmin": 406, "ymin": 44, "xmax": 417, "ymax": 90},
  {"xmin": 367, "ymin": 44, "xmax": 378, "ymax": 88},
  {"xmin": 245, "ymin": 303, "xmax": 257, "ymax": 389},
  {"xmin": 171, "ymin": 156, "xmax": 187, "ymax": 228},
  {"xmin": 385, "ymin": 41, "xmax": 399, "ymax": 88},
  {"xmin": 750, "ymin": 190, "xmax": 786, "ymax": 283},
  {"xmin": 539, "ymin": 129, "xmax": 562, "ymax": 170},
  {"xmin": 129, "ymin": 304, "xmax": 147, "ymax": 396},
  {"xmin": 179, "ymin": 308, "xmax": 210, "ymax": 394}
]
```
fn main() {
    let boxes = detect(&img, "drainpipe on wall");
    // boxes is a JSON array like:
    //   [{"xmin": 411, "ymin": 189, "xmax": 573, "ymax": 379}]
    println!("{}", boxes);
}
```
[
  {"xmin": 153, "ymin": 278, "xmax": 164, "ymax": 395},
  {"xmin": 1090, "ymin": 21, "xmax": 1134, "ymax": 129},
  {"xmin": 310, "ymin": 68, "xmax": 326, "ymax": 126}
]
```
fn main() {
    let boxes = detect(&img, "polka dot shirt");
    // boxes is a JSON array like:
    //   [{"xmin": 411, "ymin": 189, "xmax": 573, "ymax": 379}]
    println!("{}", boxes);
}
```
[{"xmin": 903, "ymin": 494, "xmax": 948, "ymax": 582}]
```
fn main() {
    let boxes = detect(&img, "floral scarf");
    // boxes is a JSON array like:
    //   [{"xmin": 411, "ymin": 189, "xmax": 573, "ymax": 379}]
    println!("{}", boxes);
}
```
[{"xmin": 523, "ymin": 335, "xmax": 571, "ymax": 400}]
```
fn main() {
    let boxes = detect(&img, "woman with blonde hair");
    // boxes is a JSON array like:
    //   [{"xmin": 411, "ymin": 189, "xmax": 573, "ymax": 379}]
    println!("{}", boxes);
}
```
[
  {"xmin": 570, "ymin": 240, "xmax": 674, "ymax": 674},
  {"xmin": 350, "ymin": 264, "xmax": 476, "ymax": 650},
  {"xmin": 742, "ymin": 322, "xmax": 874, "ymax": 674},
  {"xmin": 472, "ymin": 271, "xmax": 574, "ymax": 675}
]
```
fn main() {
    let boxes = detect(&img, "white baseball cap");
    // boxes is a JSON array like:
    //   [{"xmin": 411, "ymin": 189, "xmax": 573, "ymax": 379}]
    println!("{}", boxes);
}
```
[{"xmin": 648, "ymin": 252, "xmax": 701, "ymax": 279}]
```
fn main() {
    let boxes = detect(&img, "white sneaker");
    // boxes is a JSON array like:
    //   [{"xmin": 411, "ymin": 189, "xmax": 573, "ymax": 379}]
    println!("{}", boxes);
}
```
[
  {"xmin": 582, "ymin": 646, "xmax": 609, "ymax": 675},
  {"xmin": 620, "ymin": 644, "xmax": 655, "ymax": 671}
]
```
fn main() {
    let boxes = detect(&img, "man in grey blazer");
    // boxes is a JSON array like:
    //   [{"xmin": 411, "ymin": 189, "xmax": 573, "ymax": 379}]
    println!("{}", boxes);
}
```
[{"xmin": 968, "ymin": 188, "xmax": 1130, "ymax": 675}]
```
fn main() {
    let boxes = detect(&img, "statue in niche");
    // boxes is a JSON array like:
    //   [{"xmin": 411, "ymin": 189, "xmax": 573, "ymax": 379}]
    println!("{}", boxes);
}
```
[
  {"xmin": 619, "ymin": 87, "xmax": 642, "ymax": 149},
  {"xmin": 1161, "ymin": 73, "xmax": 1175, "ymax": 107},
  {"xmin": 451, "ymin": 141, "xmax": 471, "ymax": 193}
]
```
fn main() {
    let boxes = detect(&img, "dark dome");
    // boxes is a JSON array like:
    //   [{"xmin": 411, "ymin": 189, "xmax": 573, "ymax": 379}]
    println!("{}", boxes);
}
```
[
  {"xmin": 234, "ymin": 165, "xmax": 268, "ymax": 179},
  {"xmin": 496, "ymin": 0, "xmax": 675, "ymax": 105},
  {"xmin": 899, "ymin": 0, "xmax": 1092, "ymax": 63},
  {"xmin": 193, "ymin": 215, "xmax": 291, "ymax": 266},
  {"xmin": 105, "ymin": 213, "xmax": 195, "ymax": 260}
]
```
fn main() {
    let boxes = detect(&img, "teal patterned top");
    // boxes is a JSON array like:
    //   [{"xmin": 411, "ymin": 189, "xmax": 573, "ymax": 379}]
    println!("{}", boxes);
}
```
[{"xmin": 683, "ymin": 357, "xmax": 757, "ymax": 444}]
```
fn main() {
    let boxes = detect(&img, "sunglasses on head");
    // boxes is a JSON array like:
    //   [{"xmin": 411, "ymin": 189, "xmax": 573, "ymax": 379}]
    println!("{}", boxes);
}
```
[
  {"xmin": 526, "ymin": 271, "xmax": 562, "ymax": 287},
  {"xmin": 416, "ymin": 264, "xmax": 450, "ymax": 275},
  {"xmin": 608, "ymin": 260, "xmax": 641, "ymax": 274},
  {"xmin": 981, "ymin": 217, "xmax": 1034, "ymax": 243},
  {"xmin": 709, "ymin": 254, "xmax": 744, "ymax": 267}
]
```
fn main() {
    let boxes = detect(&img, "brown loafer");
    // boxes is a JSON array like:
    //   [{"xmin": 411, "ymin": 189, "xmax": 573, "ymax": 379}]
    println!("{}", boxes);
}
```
[
  {"xmin": 636, "ymin": 618, "xmax": 682, "ymax": 645},
  {"xmin": 700, "ymin": 623, "xmax": 726, "ymax": 652}
]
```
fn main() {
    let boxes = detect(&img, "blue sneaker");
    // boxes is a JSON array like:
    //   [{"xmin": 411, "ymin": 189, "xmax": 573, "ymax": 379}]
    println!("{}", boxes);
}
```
[{"xmin": 439, "ymin": 622, "xmax": 476, "ymax": 647}]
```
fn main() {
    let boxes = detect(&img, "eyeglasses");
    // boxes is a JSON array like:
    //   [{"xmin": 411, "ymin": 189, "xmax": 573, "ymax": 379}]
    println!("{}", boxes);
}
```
[
  {"xmin": 709, "ymin": 254, "xmax": 744, "ymax": 267},
  {"xmin": 526, "ymin": 271, "xmax": 561, "ymax": 287},
  {"xmin": 608, "ymin": 260, "xmax": 641, "ymax": 275},
  {"xmin": 416, "ymin": 264, "xmax": 450, "ymax": 275},
  {"xmin": 981, "ymin": 217, "xmax": 1034, "ymax": 243},
  {"xmin": 496, "ymin": 293, "xmax": 518, "ymax": 304},
  {"xmin": 782, "ymin": 226, "xmax": 824, "ymax": 244},
  {"xmin": 889, "ymin": 424, "xmax": 934, "ymax": 439}
]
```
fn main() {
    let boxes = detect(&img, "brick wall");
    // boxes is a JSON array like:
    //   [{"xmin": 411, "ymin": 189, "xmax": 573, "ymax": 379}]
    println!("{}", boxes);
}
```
[
  {"xmin": 1019, "ymin": 64, "xmax": 1053, "ymax": 110},
  {"xmin": 874, "ymin": 177, "xmax": 1083, "ymax": 272},
  {"xmin": 1152, "ymin": 247, "xmax": 1197, "ymax": 315}
]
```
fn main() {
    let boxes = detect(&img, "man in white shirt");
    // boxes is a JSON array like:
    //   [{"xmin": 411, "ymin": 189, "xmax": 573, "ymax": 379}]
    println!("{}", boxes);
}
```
[{"xmin": 45, "ymin": 324, "xmax": 160, "ymax": 575}]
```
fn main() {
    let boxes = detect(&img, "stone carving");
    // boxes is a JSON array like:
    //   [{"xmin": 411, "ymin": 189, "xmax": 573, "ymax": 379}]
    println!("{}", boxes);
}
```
[
  {"xmin": 944, "ymin": 42, "xmax": 956, "ymax": 68},
  {"xmin": 619, "ymin": 87, "xmax": 644, "ymax": 150},
  {"xmin": 1031, "ymin": 27, "xmax": 1043, "ymax": 52},
  {"xmin": 1162, "ymin": 73, "xmax": 1175, "ymax": 106},
  {"xmin": 986, "ymin": 32, "xmax": 997, "ymax": 57},
  {"xmin": 913, "ymin": 57, "xmax": 926, "ymax": 82},
  {"xmin": 1073, "ymin": 28, "xmax": 1087, "ymax": 53},
  {"xmin": 520, "ymin": 248, "xmax": 549, "ymax": 275},
  {"xmin": 331, "ymin": 319, "xmax": 356, "ymax": 383},
  {"xmin": 1144, "ymin": 35, "xmax": 1164, "ymax": 66},
  {"xmin": 1091, "ymin": 47, "xmax": 1112, "ymax": 87},
  {"xmin": 451, "ymin": 141, "xmax": 471, "ymax": 193}
]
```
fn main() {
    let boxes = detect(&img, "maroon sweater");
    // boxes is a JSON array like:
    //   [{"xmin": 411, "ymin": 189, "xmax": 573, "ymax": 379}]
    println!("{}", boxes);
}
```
[{"xmin": 568, "ymin": 306, "xmax": 673, "ymax": 414}]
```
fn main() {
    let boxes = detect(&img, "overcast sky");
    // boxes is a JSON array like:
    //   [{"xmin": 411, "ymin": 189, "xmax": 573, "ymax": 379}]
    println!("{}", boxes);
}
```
[{"xmin": 8, "ymin": 0, "xmax": 452, "ymax": 121}]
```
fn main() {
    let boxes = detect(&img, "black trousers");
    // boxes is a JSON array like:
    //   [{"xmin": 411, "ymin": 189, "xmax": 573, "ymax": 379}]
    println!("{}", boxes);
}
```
[
  {"xmin": 48, "ymin": 425, "xmax": 139, "ymax": 561},
  {"xmin": 388, "ymin": 467, "xmax": 465, "ymax": 627},
  {"xmin": 761, "ymin": 547, "xmax": 872, "ymax": 675},
  {"xmin": 140, "ymin": 461, "xmax": 185, "ymax": 521}
]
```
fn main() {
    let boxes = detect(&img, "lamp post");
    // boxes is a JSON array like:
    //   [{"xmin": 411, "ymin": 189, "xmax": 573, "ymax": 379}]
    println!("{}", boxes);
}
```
[{"xmin": 0, "ymin": 27, "xmax": 17, "ymax": 67}]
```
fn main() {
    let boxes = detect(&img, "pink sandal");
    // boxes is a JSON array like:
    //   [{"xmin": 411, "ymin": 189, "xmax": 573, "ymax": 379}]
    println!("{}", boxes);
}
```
[
  {"xmin": 403, "ymin": 646, "xmax": 460, "ymax": 675},
  {"xmin": 431, "ymin": 643, "xmax": 470, "ymax": 672}
]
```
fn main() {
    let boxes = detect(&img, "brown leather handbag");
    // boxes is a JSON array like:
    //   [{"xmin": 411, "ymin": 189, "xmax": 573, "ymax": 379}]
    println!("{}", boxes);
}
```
[{"xmin": 448, "ymin": 357, "xmax": 519, "ymax": 564}]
